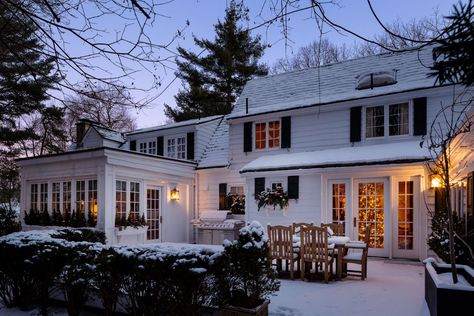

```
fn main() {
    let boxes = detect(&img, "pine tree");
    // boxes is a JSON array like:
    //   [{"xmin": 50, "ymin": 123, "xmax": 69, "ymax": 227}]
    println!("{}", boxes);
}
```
[
  {"xmin": 165, "ymin": 1, "xmax": 268, "ymax": 122},
  {"xmin": 0, "ymin": 4, "xmax": 63, "ymax": 217}
]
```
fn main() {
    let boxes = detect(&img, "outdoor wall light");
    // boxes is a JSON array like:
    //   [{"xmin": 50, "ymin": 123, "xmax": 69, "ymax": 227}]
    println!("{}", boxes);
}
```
[
  {"xmin": 430, "ymin": 174, "xmax": 442, "ymax": 188},
  {"xmin": 170, "ymin": 187, "xmax": 180, "ymax": 201}
]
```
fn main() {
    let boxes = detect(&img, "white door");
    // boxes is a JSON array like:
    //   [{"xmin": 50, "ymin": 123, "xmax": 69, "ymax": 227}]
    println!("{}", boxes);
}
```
[
  {"xmin": 355, "ymin": 179, "xmax": 389, "ymax": 257},
  {"xmin": 392, "ymin": 178, "xmax": 419, "ymax": 259},
  {"xmin": 146, "ymin": 187, "xmax": 161, "ymax": 241}
]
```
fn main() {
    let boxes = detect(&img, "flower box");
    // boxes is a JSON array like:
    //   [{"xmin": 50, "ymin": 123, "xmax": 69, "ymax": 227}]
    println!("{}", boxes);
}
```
[
  {"xmin": 424, "ymin": 259, "xmax": 474, "ymax": 316},
  {"xmin": 115, "ymin": 226, "xmax": 148, "ymax": 236},
  {"xmin": 222, "ymin": 299, "xmax": 270, "ymax": 316}
]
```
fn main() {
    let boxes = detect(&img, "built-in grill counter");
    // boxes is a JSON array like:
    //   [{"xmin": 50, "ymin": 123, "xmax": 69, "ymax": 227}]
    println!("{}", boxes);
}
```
[{"xmin": 191, "ymin": 210, "xmax": 245, "ymax": 245}]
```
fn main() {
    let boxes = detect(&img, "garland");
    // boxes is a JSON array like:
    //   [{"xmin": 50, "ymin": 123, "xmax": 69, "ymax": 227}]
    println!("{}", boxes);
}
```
[{"xmin": 256, "ymin": 186, "xmax": 289, "ymax": 211}]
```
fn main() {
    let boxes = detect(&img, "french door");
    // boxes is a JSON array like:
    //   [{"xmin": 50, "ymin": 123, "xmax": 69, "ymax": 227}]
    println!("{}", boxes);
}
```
[
  {"xmin": 355, "ymin": 179, "xmax": 389, "ymax": 257},
  {"xmin": 146, "ymin": 187, "xmax": 161, "ymax": 241},
  {"xmin": 393, "ymin": 178, "xmax": 419, "ymax": 259}
]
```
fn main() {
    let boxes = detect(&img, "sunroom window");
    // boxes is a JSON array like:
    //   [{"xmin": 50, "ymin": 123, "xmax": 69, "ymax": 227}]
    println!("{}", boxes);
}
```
[
  {"xmin": 130, "ymin": 182, "xmax": 140, "ymax": 220},
  {"xmin": 115, "ymin": 180, "xmax": 127, "ymax": 220}
]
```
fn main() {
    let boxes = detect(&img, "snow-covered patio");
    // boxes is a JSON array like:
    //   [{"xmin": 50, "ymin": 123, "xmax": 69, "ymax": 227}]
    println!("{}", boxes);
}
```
[{"xmin": 270, "ymin": 258, "xmax": 429, "ymax": 316}]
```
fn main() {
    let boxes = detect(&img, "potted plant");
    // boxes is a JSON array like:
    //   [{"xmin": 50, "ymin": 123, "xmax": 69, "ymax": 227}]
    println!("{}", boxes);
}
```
[
  {"xmin": 220, "ymin": 221, "xmax": 280, "ymax": 315},
  {"xmin": 256, "ymin": 186, "xmax": 289, "ymax": 211}
]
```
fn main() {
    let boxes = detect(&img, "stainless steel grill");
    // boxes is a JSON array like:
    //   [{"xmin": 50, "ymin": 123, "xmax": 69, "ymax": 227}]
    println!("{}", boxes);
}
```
[{"xmin": 192, "ymin": 211, "xmax": 244, "ymax": 245}]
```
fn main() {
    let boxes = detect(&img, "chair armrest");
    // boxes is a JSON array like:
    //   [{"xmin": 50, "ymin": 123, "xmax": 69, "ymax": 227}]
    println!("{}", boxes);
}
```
[{"xmin": 345, "ymin": 242, "xmax": 367, "ymax": 249}]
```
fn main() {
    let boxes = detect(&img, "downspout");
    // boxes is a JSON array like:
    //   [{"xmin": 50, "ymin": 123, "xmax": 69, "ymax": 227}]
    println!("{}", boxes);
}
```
[{"xmin": 193, "ymin": 171, "xmax": 200, "ymax": 243}]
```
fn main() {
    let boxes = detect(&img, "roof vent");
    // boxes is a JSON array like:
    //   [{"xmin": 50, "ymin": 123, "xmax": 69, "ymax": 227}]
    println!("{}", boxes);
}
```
[{"xmin": 355, "ymin": 70, "xmax": 397, "ymax": 90}]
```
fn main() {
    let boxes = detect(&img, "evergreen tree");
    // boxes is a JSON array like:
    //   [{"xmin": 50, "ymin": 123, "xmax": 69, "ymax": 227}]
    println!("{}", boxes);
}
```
[
  {"xmin": 431, "ymin": 0, "xmax": 474, "ymax": 87},
  {"xmin": 165, "ymin": 1, "xmax": 268, "ymax": 122},
  {"xmin": 0, "ymin": 5, "xmax": 63, "ymax": 218}
]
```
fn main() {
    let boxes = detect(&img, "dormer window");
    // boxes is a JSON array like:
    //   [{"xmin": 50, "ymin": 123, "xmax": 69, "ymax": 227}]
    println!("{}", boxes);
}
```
[
  {"xmin": 356, "ymin": 71, "xmax": 397, "ymax": 90},
  {"xmin": 255, "ymin": 120, "xmax": 280, "ymax": 150},
  {"xmin": 166, "ymin": 136, "xmax": 186, "ymax": 159}
]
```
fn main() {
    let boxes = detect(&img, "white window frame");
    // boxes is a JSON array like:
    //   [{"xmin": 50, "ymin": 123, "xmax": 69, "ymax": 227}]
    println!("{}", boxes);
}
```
[
  {"xmin": 165, "ymin": 135, "xmax": 187, "ymax": 159},
  {"xmin": 363, "ymin": 101, "xmax": 413, "ymax": 140},
  {"xmin": 139, "ymin": 142, "xmax": 148, "ymax": 153},
  {"xmin": 148, "ymin": 141, "xmax": 156, "ymax": 155},
  {"xmin": 254, "ymin": 119, "xmax": 281, "ymax": 151},
  {"xmin": 114, "ymin": 179, "xmax": 143, "ymax": 220}
]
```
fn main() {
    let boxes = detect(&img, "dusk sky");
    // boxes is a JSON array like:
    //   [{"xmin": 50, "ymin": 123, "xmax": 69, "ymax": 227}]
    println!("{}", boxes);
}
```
[{"xmin": 92, "ymin": 0, "xmax": 460, "ymax": 128}]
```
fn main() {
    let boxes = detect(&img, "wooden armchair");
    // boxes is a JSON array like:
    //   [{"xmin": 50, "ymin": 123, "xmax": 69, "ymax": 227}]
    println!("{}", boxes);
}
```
[
  {"xmin": 292, "ymin": 222, "xmax": 314, "ymax": 234},
  {"xmin": 343, "ymin": 225, "xmax": 370, "ymax": 280},
  {"xmin": 267, "ymin": 225, "xmax": 295, "ymax": 279},
  {"xmin": 321, "ymin": 223, "xmax": 344, "ymax": 236},
  {"xmin": 300, "ymin": 226, "xmax": 334, "ymax": 283}
]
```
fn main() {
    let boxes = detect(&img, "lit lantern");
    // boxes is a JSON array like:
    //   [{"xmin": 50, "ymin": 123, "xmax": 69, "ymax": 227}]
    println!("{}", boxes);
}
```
[
  {"xmin": 430, "ymin": 174, "xmax": 442, "ymax": 188},
  {"xmin": 170, "ymin": 187, "xmax": 180, "ymax": 201}
]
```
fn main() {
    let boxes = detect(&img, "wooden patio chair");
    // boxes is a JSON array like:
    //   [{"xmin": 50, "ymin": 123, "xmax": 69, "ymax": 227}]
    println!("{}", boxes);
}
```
[
  {"xmin": 342, "ymin": 225, "xmax": 370, "ymax": 280},
  {"xmin": 300, "ymin": 226, "xmax": 334, "ymax": 283},
  {"xmin": 321, "ymin": 223, "xmax": 344, "ymax": 236},
  {"xmin": 267, "ymin": 225, "xmax": 295, "ymax": 279}
]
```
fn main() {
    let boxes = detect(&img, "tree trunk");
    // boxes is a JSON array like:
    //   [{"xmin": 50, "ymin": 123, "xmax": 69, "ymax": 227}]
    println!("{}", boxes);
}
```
[{"xmin": 443, "ymin": 144, "xmax": 458, "ymax": 284}]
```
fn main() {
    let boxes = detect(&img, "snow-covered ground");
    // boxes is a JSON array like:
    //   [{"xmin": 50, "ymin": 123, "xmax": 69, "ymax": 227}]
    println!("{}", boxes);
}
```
[
  {"xmin": 270, "ymin": 258, "xmax": 429, "ymax": 316},
  {"xmin": 0, "ymin": 258, "xmax": 428, "ymax": 316}
]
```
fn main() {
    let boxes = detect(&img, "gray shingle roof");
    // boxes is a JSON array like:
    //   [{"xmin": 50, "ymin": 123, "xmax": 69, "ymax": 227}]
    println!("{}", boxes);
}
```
[
  {"xmin": 197, "ymin": 116, "xmax": 229, "ymax": 169},
  {"xmin": 229, "ymin": 46, "xmax": 439, "ymax": 119},
  {"xmin": 93, "ymin": 125, "xmax": 126, "ymax": 143},
  {"xmin": 127, "ymin": 115, "xmax": 223, "ymax": 135}
]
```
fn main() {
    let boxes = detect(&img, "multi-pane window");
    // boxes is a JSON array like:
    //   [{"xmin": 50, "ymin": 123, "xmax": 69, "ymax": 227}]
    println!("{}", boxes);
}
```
[
  {"xmin": 255, "ymin": 123, "xmax": 266, "ymax": 149},
  {"xmin": 271, "ymin": 182, "xmax": 283, "ymax": 191},
  {"xmin": 88, "ymin": 180, "xmax": 98, "ymax": 223},
  {"xmin": 40, "ymin": 183, "xmax": 48, "ymax": 212},
  {"xmin": 268, "ymin": 121, "xmax": 280, "ymax": 148},
  {"xmin": 332, "ymin": 183, "xmax": 346, "ymax": 232},
  {"xmin": 139, "ymin": 142, "xmax": 147, "ymax": 153},
  {"xmin": 148, "ymin": 141, "xmax": 156, "ymax": 155},
  {"xmin": 167, "ymin": 138, "xmax": 176, "ymax": 158},
  {"xmin": 76, "ymin": 180, "xmax": 86, "ymax": 214},
  {"xmin": 230, "ymin": 186, "xmax": 244, "ymax": 196},
  {"xmin": 63, "ymin": 182, "xmax": 71, "ymax": 214},
  {"xmin": 129, "ymin": 182, "xmax": 140, "ymax": 220},
  {"xmin": 255, "ymin": 121, "xmax": 280, "ymax": 149},
  {"xmin": 398, "ymin": 181, "xmax": 414, "ymax": 250},
  {"xmin": 389, "ymin": 103, "xmax": 409, "ymax": 136},
  {"xmin": 31, "ymin": 184, "xmax": 38, "ymax": 210},
  {"xmin": 115, "ymin": 180, "xmax": 127, "ymax": 220},
  {"xmin": 52, "ymin": 182, "xmax": 61, "ymax": 212},
  {"xmin": 366, "ymin": 106, "xmax": 385, "ymax": 138},
  {"xmin": 177, "ymin": 137, "xmax": 186, "ymax": 159},
  {"xmin": 166, "ymin": 137, "xmax": 186, "ymax": 159}
]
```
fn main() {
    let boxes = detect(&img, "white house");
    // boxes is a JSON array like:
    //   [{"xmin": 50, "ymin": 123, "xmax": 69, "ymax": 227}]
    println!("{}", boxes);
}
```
[{"xmin": 17, "ymin": 46, "xmax": 474, "ymax": 260}]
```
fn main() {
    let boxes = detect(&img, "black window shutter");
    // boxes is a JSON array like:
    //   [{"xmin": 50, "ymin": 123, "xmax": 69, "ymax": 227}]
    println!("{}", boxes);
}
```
[
  {"xmin": 350, "ymin": 106, "xmax": 362, "ymax": 142},
  {"xmin": 254, "ymin": 177, "xmax": 265, "ymax": 197},
  {"xmin": 244, "ymin": 122, "xmax": 253, "ymax": 152},
  {"xmin": 130, "ymin": 140, "xmax": 136, "ymax": 151},
  {"xmin": 157, "ymin": 136, "xmax": 164, "ymax": 156},
  {"xmin": 187, "ymin": 132, "xmax": 195, "ymax": 160},
  {"xmin": 413, "ymin": 97, "xmax": 427, "ymax": 136},
  {"xmin": 281, "ymin": 116, "xmax": 291, "ymax": 148},
  {"xmin": 219, "ymin": 183, "xmax": 228, "ymax": 210},
  {"xmin": 287, "ymin": 176, "xmax": 299, "ymax": 199}
]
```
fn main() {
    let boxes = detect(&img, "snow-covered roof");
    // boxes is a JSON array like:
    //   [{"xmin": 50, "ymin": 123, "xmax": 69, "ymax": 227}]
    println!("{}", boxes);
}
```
[
  {"xmin": 92, "ymin": 125, "xmax": 126, "ymax": 143},
  {"xmin": 197, "ymin": 116, "xmax": 230, "ymax": 169},
  {"xmin": 127, "ymin": 115, "xmax": 223, "ymax": 135},
  {"xmin": 230, "ymin": 46, "xmax": 439, "ymax": 119},
  {"xmin": 240, "ymin": 141, "xmax": 431, "ymax": 173}
]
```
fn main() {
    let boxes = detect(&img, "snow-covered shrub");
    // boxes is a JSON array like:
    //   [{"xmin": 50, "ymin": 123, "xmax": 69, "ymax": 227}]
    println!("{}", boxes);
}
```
[
  {"xmin": 51, "ymin": 228, "xmax": 106, "ymax": 243},
  {"xmin": 220, "ymin": 221, "xmax": 280, "ymax": 308},
  {"xmin": 92, "ymin": 248, "xmax": 122, "ymax": 316},
  {"xmin": 0, "ymin": 206, "xmax": 21, "ymax": 236}
]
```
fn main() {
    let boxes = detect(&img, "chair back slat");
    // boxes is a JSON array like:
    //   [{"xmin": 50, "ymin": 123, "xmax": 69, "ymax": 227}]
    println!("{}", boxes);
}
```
[
  {"xmin": 321, "ymin": 223, "xmax": 344, "ymax": 236},
  {"xmin": 300, "ymin": 226, "xmax": 329, "ymax": 264},
  {"xmin": 267, "ymin": 225, "xmax": 293, "ymax": 260}
]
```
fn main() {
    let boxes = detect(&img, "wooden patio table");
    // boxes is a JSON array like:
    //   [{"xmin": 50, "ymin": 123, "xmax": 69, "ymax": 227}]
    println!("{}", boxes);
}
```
[{"xmin": 293, "ymin": 234, "xmax": 350, "ymax": 281}]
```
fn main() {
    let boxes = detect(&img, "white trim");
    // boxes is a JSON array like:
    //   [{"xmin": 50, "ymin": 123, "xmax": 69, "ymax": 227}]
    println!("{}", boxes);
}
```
[
  {"xmin": 363, "ymin": 100, "xmax": 413, "ymax": 141},
  {"xmin": 164, "ymin": 134, "xmax": 187, "ymax": 159}
]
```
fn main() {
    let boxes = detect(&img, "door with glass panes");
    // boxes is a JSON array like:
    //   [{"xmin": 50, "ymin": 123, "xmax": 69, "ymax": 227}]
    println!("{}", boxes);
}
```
[
  {"xmin": 355, "ymin": 179, "xmax": 389, "ymax": 257},
  {"xmin": 393, "ymin": 178, "xmax": 419, "ymax": 259},
  {"xmin": 146, "ymin": 187, "xmax": 161, "ymax": 241}
]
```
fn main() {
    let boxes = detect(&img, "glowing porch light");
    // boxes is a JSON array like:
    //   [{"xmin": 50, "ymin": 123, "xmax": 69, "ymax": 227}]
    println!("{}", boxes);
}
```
[
  {"xmin": 430, "ymin": 174, "xmax": 442, "ymax": 188},
  {"xmin": 170, "ymin": 187, "xmax": 180, "ymax": 201}
]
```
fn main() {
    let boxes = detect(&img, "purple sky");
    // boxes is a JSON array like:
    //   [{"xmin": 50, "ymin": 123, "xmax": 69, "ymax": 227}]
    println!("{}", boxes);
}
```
[{"xmin": 81, "ymin": 0, "xmax": 460, "ymax": 128}]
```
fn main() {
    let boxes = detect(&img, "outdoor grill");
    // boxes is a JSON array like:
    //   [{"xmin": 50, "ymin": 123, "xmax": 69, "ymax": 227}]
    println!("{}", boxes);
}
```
[{"xmin": 192, "ymin": 210, "xmax": 245, "ymax": 245}]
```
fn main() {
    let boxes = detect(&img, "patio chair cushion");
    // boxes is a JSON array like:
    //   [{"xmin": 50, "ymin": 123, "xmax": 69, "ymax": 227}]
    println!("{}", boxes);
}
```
[
  {"xmin": 326, "ymin": 227, "xmax": 334, "ymax": 237},
  {"xmin": 345, "ymin": 242, "xmax": 367, "ymax": 249},
  {"xmin": 344, "ymin": 252, "xmax": 363, "ymax": 261}
]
